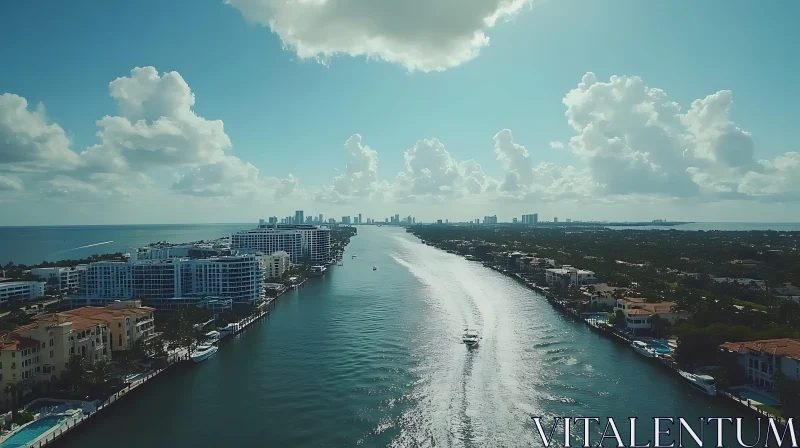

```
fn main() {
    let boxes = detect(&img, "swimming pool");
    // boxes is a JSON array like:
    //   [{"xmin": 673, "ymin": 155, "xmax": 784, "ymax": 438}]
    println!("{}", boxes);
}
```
[
  {"xmin": 647, "ymin": 340, "xmax": 672, "ymax": 354},
  {"xmin": 736, "ymin": 389, "xmax": 781, "ymax": 407},
  {"xmin": 23, "ymin": 399, "xmax": 70, "ymax": 412},
  {"xmin": 0, "ymin": 416, "xmax": 62, "ymax": 448}
]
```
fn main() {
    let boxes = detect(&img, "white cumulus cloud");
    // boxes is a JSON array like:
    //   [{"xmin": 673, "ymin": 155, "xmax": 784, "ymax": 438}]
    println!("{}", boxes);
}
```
[
  {"xmin": 225, "ymin": 0, "xmax": 532, "ymax": 72},
  {"xmin": 0, "ymin": 93, "xmax": 80, "ymax": 171},
  {"xmin": 82, "ymin": 67, "xmax": 232, "ymax": 172},
  {"xmin": 393, "ymin": 137, "xmax": 492, "ymax": 201},
  {"xmin": 172, "ymin": 156, "xmax": 259, "ymax": 197}
]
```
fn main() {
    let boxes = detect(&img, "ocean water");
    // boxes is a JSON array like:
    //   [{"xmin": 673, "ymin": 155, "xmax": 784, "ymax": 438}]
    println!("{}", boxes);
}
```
[
  {"xmin": 0, "ymin": 224, "xmax": 253, "ymax": 265},
  {"xmin": 55, "ymin": 227, "xmax": 760, "ymax": 448}
]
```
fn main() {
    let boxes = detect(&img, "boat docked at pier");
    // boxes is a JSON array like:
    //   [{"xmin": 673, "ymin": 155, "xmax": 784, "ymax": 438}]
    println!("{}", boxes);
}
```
[
  {"xmin": 462, "ymin": 328, "xmax": 480, "ymax": 347},
  {"xmin": 631, "ymin": 340, "xmax": 658, "ymax": 358},
  {"xmin": 191, "ymin": 343, "xmax": 218, "ymax": 363},
  {"xmin": 191, "ymin": 331, "xmax": 220, "ymax": 362},
  {"xmin": 678, "ymin": 370, "xmax": 717, "ymax": 396}
]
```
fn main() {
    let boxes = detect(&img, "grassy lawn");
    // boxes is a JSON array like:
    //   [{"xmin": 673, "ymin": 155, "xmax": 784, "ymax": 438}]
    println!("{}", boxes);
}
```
[
  {"xmin": 732, "ymin": 299, "xmax": 768, "ymax": 312},
  {"xmin": 755, "ymin": 404, "xmax": 783, "ymax": 418}
]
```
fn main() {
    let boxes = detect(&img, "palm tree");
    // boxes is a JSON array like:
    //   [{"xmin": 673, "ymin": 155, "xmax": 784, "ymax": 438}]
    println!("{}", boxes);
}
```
[
  {"xmin": 4, "ymin": 382, "xmax": 21, "ymax": 420},
  {"xmin": 90, "ymin": 359, "xmax": 112, "ymax": 386},
  {"xmin": 64, "ymin": 354, "xmax": 88, "ymax": 394}
]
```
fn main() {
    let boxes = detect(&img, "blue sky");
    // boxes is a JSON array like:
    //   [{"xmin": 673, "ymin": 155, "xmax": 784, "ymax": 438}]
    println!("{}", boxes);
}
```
[{"xmin": 1, "ymin": 0, "xmax": 799, "ymax": 224}]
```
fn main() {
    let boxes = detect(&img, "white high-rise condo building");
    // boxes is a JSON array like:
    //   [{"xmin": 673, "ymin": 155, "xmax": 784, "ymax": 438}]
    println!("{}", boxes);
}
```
[
  {"xmin": 83, "ymin": 255, "xmax": 265, "ymax": 305},
  {"xmin": 184, "ymin": 255, "xmax": 264, "ymax": 304},
  {"xmin": 0, "ymin": 281, "xmax": 46, "ymax": 304},
  {"xmin": 30, "ymin": 265, "xmax": 87, "ymax": 293},
  {"xmin": 232, "ymin": 226, "xmax": 303, "ymax": 262},
  {"xmin": 84, "ymin": 262, "xmax": 134, "ymax": 300},
  {"xmin": 231, "ymin": 222, "xmax": 330, "ymax": 264}
]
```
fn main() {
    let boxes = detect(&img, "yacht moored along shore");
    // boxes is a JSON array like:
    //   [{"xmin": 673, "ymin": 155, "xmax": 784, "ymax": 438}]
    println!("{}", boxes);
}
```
[
  {"xmin": 678, "ymin": 370, "xmax": 717, "ymax": 396},
  {"xmin": 191, "ymin": 331, "xmax": 220, "ymax": 363},
  {"xmin": 631, "ymin": 340, "xmax": 658, "ymax": 358},
  {"xmin": 191, "ymin": 343, "xmax": 218, "ymax": 363}
]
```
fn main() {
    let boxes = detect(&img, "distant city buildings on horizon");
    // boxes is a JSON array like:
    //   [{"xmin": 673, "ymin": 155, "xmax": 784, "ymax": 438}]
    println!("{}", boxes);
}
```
[{"xmin": 254, "ymin": 209, "xmax": 673, "ymax": 228}]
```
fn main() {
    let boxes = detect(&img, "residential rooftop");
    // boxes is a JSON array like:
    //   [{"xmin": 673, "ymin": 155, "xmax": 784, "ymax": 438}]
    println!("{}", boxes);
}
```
[{"xmin": 720, "ymin": 338, "xmax": 800, "ymax": 361}]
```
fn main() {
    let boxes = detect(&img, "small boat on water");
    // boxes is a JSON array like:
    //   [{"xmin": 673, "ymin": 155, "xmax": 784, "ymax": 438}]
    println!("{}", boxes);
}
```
[
  {"xmin": 631, "ymin": 340, "xmax": 658, "ymax": 358},
  {"xmin": 678, "ymin": 370, "xmax": 717, "ymax": 396},
  {"xmin": 462, "ymin": 328, "xmax": 480, "ymax": 347},
  {"xmin": 373, "ymin": 266, "xmax": 377, "ymax": 270}
]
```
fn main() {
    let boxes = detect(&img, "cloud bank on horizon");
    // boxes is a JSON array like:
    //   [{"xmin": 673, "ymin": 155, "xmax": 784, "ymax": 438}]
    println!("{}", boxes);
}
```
[
  {"xmin": 1, "ymin": 66, "xmax": 796, "ymax": 210},
  {"xmin": 0, "ymin": 1, "xmax": 798, "ymax": 222}
]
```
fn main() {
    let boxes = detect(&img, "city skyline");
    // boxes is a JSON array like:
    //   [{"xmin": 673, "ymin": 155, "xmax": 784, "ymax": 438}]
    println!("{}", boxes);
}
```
[{"xmin": 3, "ymin": 1, "xmax": 800, "ymax": 225}]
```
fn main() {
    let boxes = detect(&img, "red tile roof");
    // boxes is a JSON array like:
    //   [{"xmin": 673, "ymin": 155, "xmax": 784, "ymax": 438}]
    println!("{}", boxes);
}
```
[
  {"xmin": 720, "ymin": 338, "xmax": 800, "ymax": 361},
  {"xmin": 0, "ymin": 336, "xmax": 40, "ymax": 351}
]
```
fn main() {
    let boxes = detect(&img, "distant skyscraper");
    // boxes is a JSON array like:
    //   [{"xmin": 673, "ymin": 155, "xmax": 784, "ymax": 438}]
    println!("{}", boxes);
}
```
[
  {"xmin": 295, "ymin": 210, "xmax": 304, "ymax": 225},
  {"xmin": 566, "ymin": 218, "xmax": 572, "ymax": 223},
  {"xmin": 358, "ymin": 213, "xmax": 362, "ymax": 225},
  {"xmin": 319, "ymin": 214, "xmax": 323, "ymax": 223},
  {"xmin": 412, "ymin": 217, "xmax": 415, "ymax": 224},
  {"xmin": 395, "ymin": 214, "xmax": 400, "ymax": 224},
  {"xmin": 554, "ymin": 217, "xmax": 558, "ymax": 223},
  {"xmin": 385, "ymin": 218, "xmax": 389, "ymax": 224},
  {"xmin": 268, "ymin": 216, "xmax": 278, "ymax": 225},
  {"xmin": 436, "ymin": 219, "xmax": 443, "ymax": 224},
  {"xmin": 533, "ymin": 213, "xmax": 538, "ymax": 225}
]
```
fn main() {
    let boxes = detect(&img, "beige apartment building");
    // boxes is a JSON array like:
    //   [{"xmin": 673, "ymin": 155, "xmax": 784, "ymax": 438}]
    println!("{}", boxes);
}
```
[{"xmin": 0, "ymin": 300, "xmax": 155, "ymax": 411}]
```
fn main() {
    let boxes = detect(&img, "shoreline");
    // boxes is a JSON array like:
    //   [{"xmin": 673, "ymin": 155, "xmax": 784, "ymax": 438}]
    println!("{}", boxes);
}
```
[
  {"xmin": 432, "ymin": 241, "xmax": 788, "ymax": 428},
  {"xmin": 4, "ymin": 264, "xmax": 339, "ymax": 448},
  {"xmin": 0, "ymin": 233, "xmax": 350, "ymax": 448}
]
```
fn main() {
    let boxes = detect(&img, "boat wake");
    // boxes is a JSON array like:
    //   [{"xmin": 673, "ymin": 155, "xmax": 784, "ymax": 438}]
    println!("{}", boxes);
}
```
[
  {"xmin": 384, "ymin": 237, "xmax": 546, "ymax": 447},
  {"xmin": 60, "ymin": 240, "xmax": 114, "ymax": 252}
]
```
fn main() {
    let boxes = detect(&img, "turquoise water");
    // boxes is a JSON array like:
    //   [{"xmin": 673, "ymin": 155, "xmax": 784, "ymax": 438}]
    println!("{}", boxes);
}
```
[
  {"xmin": 23, "ymin": 399, "xmax": 68, "ymax": 412},
  {"xmin": 0, "ymin": 416, "xmax": 61, "ymax": 448},
  {"xmin": 647, "ymin": 340, "xmax": 672, "ymax": 354},
  {"xmin": 53, "ymin": 227, "xmax": 761, "ymax": 447},
  {"xmin": 0, "ymin": 223, "xmax": 253, "ymax": 265},
  {"xmin": 737, "ymin": 389, "xmax": 781, "ymax": 407}
]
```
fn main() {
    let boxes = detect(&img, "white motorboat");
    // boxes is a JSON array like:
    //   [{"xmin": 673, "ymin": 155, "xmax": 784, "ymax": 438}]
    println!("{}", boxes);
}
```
[
  {"xmin": 631, "ymin": 340, "xmax": 658, "ymax": 358},
  {"xmin": 205, "ymin": 330, "xmax": 220, "ymax": 342},
  {"xmin": 679, "ymin": 370, "xmax": 717, "ymax": 396},
  {"xmin": 191, "ymin": 343, "xmax": 218, "ymax": 363},
  {"xmin": 462, "ymin": 328, "xmax": 480, "ymax": 347}
]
